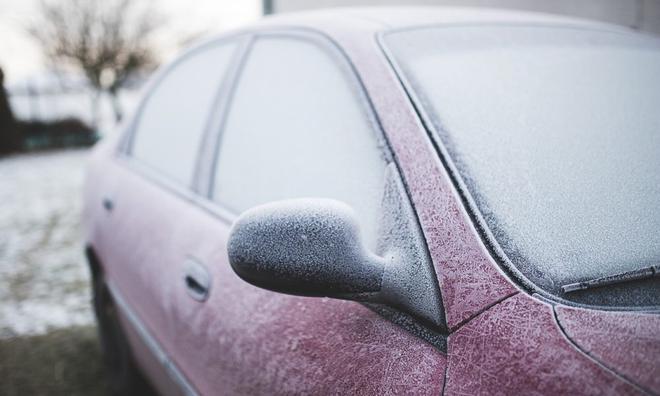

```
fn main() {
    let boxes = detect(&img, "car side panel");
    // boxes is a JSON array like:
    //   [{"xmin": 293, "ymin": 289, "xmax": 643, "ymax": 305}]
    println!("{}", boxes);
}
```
[
  {"xmin": 556, "ymin": 306, "xmax": 660, "ymax": 394},
  {"xmin": 87, "ymin": 155, "xmax": 193, "ymax": 385},
  {"xmin": 445, "ymin": 293, "xmax": 642, "ymax": 395},
  {"xmin": 85, "ymin": 139, "xmax": 187, "ymax": 392}
]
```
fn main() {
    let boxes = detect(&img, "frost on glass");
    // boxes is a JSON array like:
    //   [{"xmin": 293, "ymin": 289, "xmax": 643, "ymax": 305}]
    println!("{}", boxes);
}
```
[
  {"xmin": 132, "ymin": 42, "xmax": 237, "ymax": 185},
  {"xmin": 213, "ymin": 37, "xmax": 386, "ymax": 248},
  {"xmin": 386, "ymin": 27, "xmax": 660, "ymax": 294}
]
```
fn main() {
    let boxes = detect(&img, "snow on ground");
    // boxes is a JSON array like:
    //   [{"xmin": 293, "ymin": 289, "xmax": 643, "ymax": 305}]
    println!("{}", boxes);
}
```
[{"xmin": 0, "ymin": 149, "xmax": 93, "ymax": 338}]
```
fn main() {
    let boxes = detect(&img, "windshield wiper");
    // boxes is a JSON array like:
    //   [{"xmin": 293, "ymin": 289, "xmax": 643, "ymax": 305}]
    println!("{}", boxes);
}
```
[{"xmin": 562, "ymin": 265, "xmax": 660, "ymax": 294}]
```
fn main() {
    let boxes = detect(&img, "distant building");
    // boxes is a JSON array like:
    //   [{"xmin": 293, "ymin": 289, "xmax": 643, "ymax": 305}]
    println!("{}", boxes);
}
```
[{"xmin": 263, "ymin": 0, "xmax": 660, "ymax": 35}]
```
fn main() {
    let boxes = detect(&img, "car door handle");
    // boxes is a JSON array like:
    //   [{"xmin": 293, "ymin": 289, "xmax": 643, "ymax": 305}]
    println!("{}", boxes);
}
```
[
  {"xmin": 183, "ymin": 259, "xmax": 211, "ymax": 302},
  {"xmin": 102, "ymin": 196, "xmax": 114, "ymax": 212}
]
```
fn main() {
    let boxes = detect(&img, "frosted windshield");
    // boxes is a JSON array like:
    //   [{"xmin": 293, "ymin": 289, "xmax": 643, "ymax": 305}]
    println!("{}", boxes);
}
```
[{"xmin": 385, "ymin": 26, "xmax": 660, "ymax": 300}]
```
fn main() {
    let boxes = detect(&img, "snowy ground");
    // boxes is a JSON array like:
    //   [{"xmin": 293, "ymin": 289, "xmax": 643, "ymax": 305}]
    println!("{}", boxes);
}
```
[{"xmin": 0, "ymin": 149, "xmax": 93, "ymax": 338}]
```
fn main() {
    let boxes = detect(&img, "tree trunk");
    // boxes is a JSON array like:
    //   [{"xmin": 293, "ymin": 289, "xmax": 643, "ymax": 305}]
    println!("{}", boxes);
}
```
[
  {"xmin": 90, "ymin": 91, "xmax": 101, "ymax": 131},
  {"xmin": 109, "ymin": 89, "xmax": 123, "ymax": 123}
]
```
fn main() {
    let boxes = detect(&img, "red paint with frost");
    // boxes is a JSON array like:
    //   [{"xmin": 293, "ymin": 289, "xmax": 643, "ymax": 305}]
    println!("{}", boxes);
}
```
[
  {"xmin": 446, "ymin": 294, "xmax": 642, "ymax": 395},
  {"xmin": 556, "ymin": 306, "xmax": 660, "ymax": 394}
]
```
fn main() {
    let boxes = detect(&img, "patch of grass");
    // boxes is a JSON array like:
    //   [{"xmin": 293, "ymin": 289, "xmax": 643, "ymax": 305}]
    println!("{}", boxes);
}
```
[
  {"xmin": 60, "ymin": 277, "xmax": 92, "ymax": 295},
  {"xmin": 7, "ymin": 269, "xmax": 36, "ymax": 301},
  {"xmin": 0, "ymin": 325, "xmax": 109, "ymax": 396}
]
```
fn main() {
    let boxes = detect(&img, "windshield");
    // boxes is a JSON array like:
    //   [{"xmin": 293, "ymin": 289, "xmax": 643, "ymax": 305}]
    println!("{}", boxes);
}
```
[{"xmin": 384, "ymin": 26, "xmax": 660, "ymax": 307}]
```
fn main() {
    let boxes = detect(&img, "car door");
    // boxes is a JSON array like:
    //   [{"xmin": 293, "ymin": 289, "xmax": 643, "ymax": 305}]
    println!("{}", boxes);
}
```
[
  {"xmin": 166, "ymin": 31, "xmax": 448, "ymax": 395},
  {"xmin": 98, "ymin": 38, "xmax": 243, "ymax": 394}
]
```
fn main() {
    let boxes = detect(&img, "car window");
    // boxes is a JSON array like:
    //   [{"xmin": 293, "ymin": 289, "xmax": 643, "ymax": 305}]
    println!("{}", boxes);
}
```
[
  {"xmin": 212, "ymin": 36, "xmax": 387, "ymax": 248},
  {"xmin": 131, "ymin": 41, "xmax": 238, "ymax": 186},
  {"xmin": 384, "ymin": 26, "xmax": 660, "ymax": 305}
]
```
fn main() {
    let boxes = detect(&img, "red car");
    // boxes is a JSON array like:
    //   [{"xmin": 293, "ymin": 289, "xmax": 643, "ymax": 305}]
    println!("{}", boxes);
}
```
[{"xmin": 83, "ymin": 7, "xmax": 660, "ymax": 396}]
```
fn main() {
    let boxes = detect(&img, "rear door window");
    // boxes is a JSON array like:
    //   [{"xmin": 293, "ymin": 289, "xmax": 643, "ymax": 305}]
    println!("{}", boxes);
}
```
[{"xmin": 131, "ymin": 42, "xmax": 238, "ymax": 186}]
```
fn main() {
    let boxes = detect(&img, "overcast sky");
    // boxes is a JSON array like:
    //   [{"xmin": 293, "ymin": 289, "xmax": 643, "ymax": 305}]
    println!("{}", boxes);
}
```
[{"xmin": 0, "ymin": 0, "xmax": 262, "ymax": 85}]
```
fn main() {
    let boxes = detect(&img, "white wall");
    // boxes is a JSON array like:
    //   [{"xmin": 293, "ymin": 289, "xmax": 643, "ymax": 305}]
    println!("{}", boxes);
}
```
[{"xmin": 268, "ymin": 0, "xmax": 660, "ymax": 35}]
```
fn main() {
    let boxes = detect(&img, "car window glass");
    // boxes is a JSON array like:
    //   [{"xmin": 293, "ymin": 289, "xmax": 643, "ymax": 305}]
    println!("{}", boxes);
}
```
[
  {"xmin": 385, "ymin": 26, "xmax": 660, "ymax": 303},
  {"xmin": 131, "ymin": 42, "xmax": 238, "ymax": 186},
  {"xmin": 213, "ymin": 37, "xmax": 387, "ymax": 248}
]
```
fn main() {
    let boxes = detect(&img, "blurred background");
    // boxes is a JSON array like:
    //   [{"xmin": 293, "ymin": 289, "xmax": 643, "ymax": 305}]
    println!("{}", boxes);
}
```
[{"xmin": 0, "ymin": 0, "xmax": 658, "ymax": 394}]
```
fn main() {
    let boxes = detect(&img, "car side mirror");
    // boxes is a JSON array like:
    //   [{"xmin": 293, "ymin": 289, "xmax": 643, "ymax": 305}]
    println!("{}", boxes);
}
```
[
  {"xmin": 228, "ymin": 199, "xmax": 386, "ymax": 301},
  {"xmin": 227, "ymin": 165, "xmax": 446, "ymax": 329}
]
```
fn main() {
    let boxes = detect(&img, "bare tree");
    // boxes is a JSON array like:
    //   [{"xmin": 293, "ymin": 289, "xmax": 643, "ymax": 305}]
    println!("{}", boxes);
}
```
[{"xmin": 28, "ymin": 0, "xmax": 162, "ymax": 124}]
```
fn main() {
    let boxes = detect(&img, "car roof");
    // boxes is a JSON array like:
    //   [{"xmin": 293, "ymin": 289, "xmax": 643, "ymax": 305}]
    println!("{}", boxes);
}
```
[{"xmin": 252, "ymin": 6, "xmax": 626, "ymax": 34}]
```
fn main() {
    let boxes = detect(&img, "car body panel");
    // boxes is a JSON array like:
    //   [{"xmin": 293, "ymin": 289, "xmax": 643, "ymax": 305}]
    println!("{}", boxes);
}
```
[
  {"xmin": 94, "ymin": 158, "xmax": 183, "ymax": 357},
  {"xmin": 556, "ymin": 306, "xmax": 660, "ymax": 394},
  {"xmin": 85, "ymin": 136, "xmax": 188, "ymax": 395},
  {"xmin": 446, "ymin": 293, "xmax": 642, "ymax": 395}
]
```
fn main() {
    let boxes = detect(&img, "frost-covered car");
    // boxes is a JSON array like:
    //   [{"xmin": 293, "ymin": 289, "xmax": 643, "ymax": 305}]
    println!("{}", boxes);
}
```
[{"xmin": 83, "ymin": 7, "xmax": 660, "ymax": 396}]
